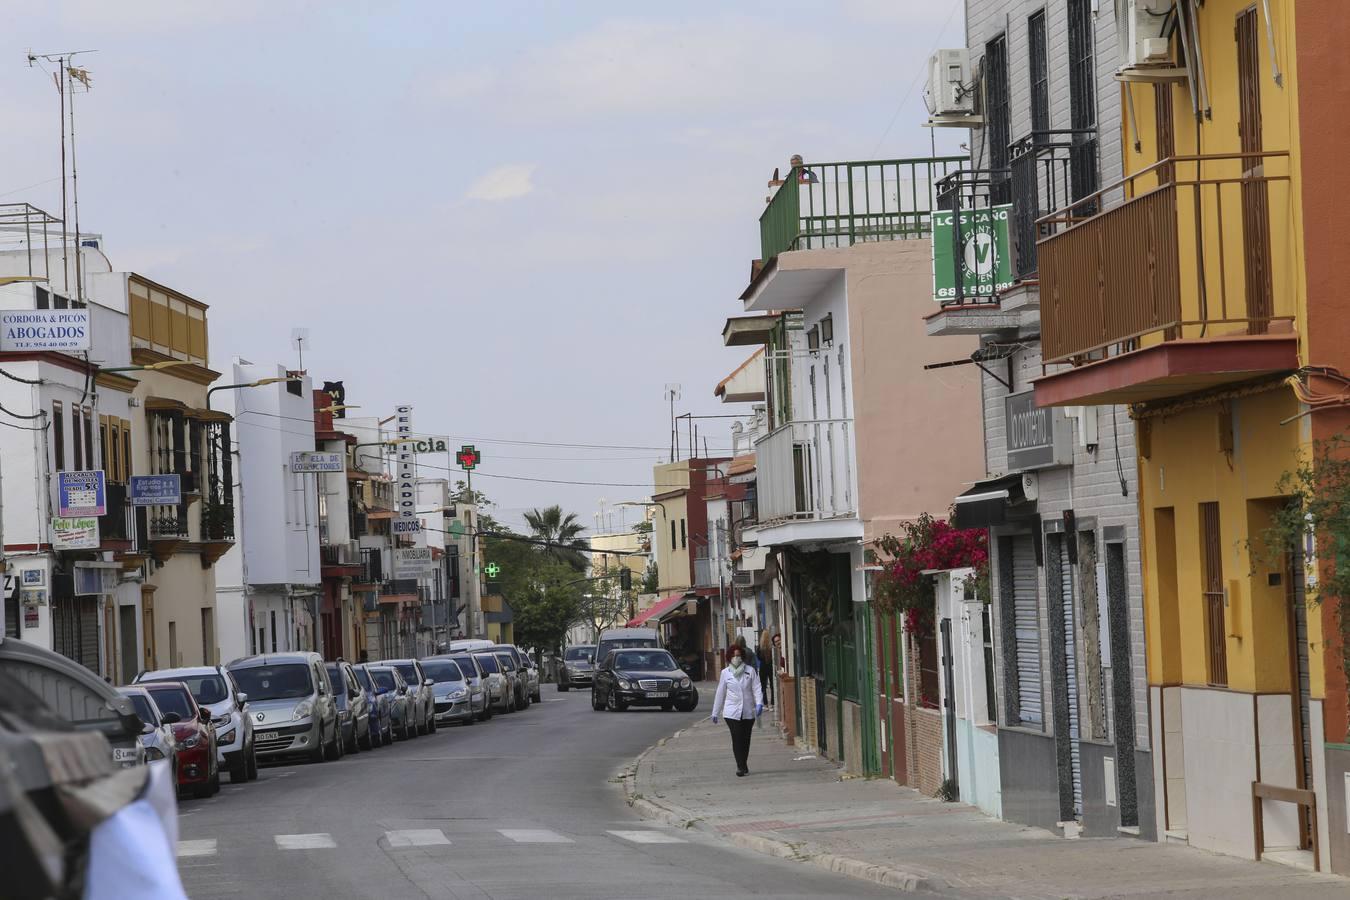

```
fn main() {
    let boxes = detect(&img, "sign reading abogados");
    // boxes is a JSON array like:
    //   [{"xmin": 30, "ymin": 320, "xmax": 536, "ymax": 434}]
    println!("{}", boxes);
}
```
[
  {"xmin": 932, "ymin": 204, "xmax": 1013, "ymax": 302},
  {"xmin": 0, "ymin": 309, "xmax": 91, "ymax": 352}
]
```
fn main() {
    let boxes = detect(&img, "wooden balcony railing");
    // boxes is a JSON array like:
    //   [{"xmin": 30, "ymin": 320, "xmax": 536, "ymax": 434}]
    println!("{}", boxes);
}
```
[{"xmin": 1038, "ymin": 151, "xmax": 1294, "ymax": 365}]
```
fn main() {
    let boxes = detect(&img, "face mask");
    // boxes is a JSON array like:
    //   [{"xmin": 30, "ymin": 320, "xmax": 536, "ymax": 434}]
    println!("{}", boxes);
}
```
[{"xmin": 731, "ymin": 658, "xmax": 744, "ymax": 673}]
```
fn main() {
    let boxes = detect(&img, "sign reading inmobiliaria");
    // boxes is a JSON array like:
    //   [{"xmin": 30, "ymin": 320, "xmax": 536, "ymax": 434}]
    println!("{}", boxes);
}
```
[{"xmin": 393, "ymin": 405, "xmax": 419, "ymax": 536}]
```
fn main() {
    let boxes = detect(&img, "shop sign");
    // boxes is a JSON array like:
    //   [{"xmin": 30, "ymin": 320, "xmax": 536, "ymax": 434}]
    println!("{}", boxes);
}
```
[
  {"xmin": 52, "ymin": 516, "xmax": 100, "ymax": 550},
  {"xmin": 58, "ymin": 469, "xmax": 105, "ymax": 517},
  {"xmin": 20, "ymin": 568, "xmax": 46, "ymax": 588},
  {"xmin": 0, "ymin": 308, "xmax": 90, "ymax": 351},
  {"xmin": 130, "ymin": 474, "xmax": 182, "ymax": 506},
  {"xmin": 398, "ymin": 435, "xmax": 449, "ymax": 454},
  {"xmin": 1004, "ymin": 390, "xmax": 1072, "ymax": 470},
  {"xmin": 290, "ymin": 451, "xmax": 344, "ymax": 473},
  {"xmin": 393, "ymin": 546, "xmax": 433, "ymax": 578},
  {"xmin": 395, "ymin": 405, "xmax": 417, "ymax": 525}
]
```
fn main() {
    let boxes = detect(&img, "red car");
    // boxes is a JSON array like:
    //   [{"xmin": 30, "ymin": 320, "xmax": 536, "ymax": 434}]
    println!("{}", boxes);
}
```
[{"xmin": 144, "ymin": 681, "xmax": 220, "ymax": 799}]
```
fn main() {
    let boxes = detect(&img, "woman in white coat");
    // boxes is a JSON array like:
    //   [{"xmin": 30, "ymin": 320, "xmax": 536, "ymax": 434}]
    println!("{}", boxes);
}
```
[{"xmin": 710, "ymin": 644, "xmax": 765, "ymax": 776}]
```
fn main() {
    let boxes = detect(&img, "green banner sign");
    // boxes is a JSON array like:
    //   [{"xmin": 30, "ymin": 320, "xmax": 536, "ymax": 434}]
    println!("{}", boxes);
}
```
[{"xmin": 932, "ymin": 204, "xmax": 1013, "ymax": 302}]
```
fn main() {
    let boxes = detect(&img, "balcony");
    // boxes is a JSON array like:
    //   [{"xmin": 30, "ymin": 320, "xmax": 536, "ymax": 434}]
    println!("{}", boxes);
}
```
[
  {"xmin": 321, "ymin": 541, "xmax": 363, "ymax": 578},
  {"xmin": 753, "ymin": 419, "xmax": 860, "ymax": 544},
  {"xmin": 693, "ymin": 557, "xmax": 725, "ymax": 589},
  {"xmin": 99, "ymin": 482, "xmax": 133, "ymax": 543},
  {"xmin": 353, "ymin": 547, "xmax": 383, "ymax": 587},
  {"xmin": 1034, "ymin": 152, "xmax": 1299, "ymax": 408},
  {"xmin": 1008, "ymin": 129, "xmax": 1096, "ymax": 280},
  {"xmin": 759, "ymin": 156, "xmax": 965, "ymax": 265},
  {"xmin": 147, "ymin": 503, "xmax": 189, "ymax": 562}
]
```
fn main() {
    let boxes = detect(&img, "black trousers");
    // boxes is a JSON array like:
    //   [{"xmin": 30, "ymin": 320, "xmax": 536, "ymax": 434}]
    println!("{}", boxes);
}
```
[
  {"xmin": 726, "ymin": 716, "xmax": 754, "ymax": 772},
  {"xmin": 759, "ymin": 666, "xmax": 774, "ymax": 706}
]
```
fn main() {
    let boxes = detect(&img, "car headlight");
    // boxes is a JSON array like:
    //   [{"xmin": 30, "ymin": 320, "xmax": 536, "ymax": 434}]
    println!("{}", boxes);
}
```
[
  {"xmin": 180, "ymin": 735, "xmax": 201, "ymax": 749},
  {"xmin": 218, "ymin": 729, "xmax": 236, "ymax": 744},
  {"xmin": 680, "ymin": 677, "xmax": 691, "ymax": 688},
  {"xmin": 451, "ymin": 689, "xmax": 467, "ymax": 699},
  {"xmin": 211, "ymin": 714, "xmax": 231, "ymax": 728},
  {"xmin": 292, "ymin": 700, "xmax": 313, "ymax": 720},
  {"xmin": 145, "ymin": 746, "xmax": 165, "ymax": 760},
  {"xmin": 338, "ymin": 709, "xmax": 350, "ymax": 721},
  {"xmin": 618, "ymin": 680, "xmax": 632, "ymax": 690}
]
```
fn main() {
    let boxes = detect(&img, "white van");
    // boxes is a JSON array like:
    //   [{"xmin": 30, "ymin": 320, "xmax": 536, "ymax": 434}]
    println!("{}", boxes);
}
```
[
  {"xmin": 447, "ymin": 639, "xmax": 495, "ymax": 653},
  {"xmin": 594, "ymin": 628, "xmax": 660, "ymax": 667}
]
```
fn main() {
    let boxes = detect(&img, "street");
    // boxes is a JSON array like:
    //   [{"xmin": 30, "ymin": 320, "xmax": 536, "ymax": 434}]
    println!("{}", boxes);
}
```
[{"xmin": 175, "ymin": 691, "xmax": 899, "ymax": 899}]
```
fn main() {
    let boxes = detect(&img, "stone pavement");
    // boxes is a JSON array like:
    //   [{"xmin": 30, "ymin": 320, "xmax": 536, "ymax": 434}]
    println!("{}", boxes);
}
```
[{"xmin": 622, "ymin": 715, "xmax": 1350, "ymax": 898}]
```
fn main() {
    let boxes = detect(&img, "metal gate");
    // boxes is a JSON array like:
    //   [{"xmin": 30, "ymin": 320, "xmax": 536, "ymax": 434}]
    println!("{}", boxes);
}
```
[
  {"xmin": 940, "ymin": 618, "xmax": 959, "ymax": 793},
  {"xmin": 1012, "ymin": 535, "xmax": 1043, "ymax": 725},
  {"xmin": 1054, "ymin": 535, "xmax": 1083, "ymax": 819},
  {"xmin": 1288, "ymin": 549, "xmax": 1314, "ymax": 848},
  {"xmin": 53, "ymin": 595, "xmax": 100, "ymax": 673}
]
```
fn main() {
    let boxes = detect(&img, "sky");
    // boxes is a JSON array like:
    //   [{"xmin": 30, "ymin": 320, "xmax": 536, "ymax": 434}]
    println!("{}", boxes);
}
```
[{"xmin": 1, "ymin": 0, "xmax": 964, "ymax": 536}]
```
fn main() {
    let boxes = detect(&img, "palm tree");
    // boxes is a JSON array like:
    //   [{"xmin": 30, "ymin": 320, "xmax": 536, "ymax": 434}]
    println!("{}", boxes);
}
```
[{"xmin": 524, "ymin": 505, "xmax": 588, "ymax": 570}]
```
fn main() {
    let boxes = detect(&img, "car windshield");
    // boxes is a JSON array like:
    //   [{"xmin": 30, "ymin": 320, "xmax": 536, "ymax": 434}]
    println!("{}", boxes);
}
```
[
  {"xmin": 353, "ymin": 668, "xmax": 374, "ymax": 692},
  {"xmin": 142, "ymin": 674, "xmax": 229, "ymax": 705},
  {"xmin": 124, "ymin": 693, "xmax": 158, "ymax": 725},
  {"xmin": 371, "ymin": 669, "xmax": 397, "ymax": 691},
  {"xmin": 614, "ymin": 650, "xmax": 677, "ymax": 670},
  {"xmin": 474, "ymin": 654, "xmax": 500, "ymax": 674},
  {"xmin": 565, "ymin": 647, "xmax": 594, "ymax": 660},
  {"xmin": 229, "ymin": 664, "xmax": 313, "ymax": 701},
  {"xmin": 450, "ymin": 656, "xmax": 478, "ymax": 677},
  {"xmin": 495, "ymin": 654, "xmax": 513, "ymax": 671},
  {"xmin": 422, "ymin": 660, "xmax": 463, "ymax": 683},
  {"xmin": 146, "ymin": 686, "xmax": 194, "ymax": 720},
  {"xmin": 393, "ymin": 664, "xmax": 421, "ymax": 685},
  {"xmin": 324, "ymin": 665, "xmax": 350, "ymax": 695}
]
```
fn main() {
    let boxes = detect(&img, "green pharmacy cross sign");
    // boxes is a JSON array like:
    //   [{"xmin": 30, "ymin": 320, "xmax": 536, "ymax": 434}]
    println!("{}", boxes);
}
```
[
  {"xmin": 484, "ymin": 562, "xmax": 500, "ymax": 579},
  {"xmin": 448, "ymin": 520, "xmax": 465, "ymax": 539},
  {"xmin": 457, "ymin": 445, "xmax": 481, "ymax": 471},
  {"xmin": 932, "ymin": 203, "xmax": 1013, "ymax": 302}
]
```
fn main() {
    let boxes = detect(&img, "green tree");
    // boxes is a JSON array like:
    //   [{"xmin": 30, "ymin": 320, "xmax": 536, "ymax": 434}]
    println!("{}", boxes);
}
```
[
  {"xmin": 523, "ymin": 505, "xmax": 588, "ymax": 571},
  {"xmin": 509, "ymin": 559, "xmax": 584, "ymax": 659}
]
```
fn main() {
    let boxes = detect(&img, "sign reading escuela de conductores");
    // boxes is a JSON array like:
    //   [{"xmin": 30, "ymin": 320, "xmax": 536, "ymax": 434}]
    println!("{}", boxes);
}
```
[
  {"xmin": 290, "ymin": 451, "xmax": 344, "ymax": 473},
  {"xmin": 0, "ymin": 309, "xmax": 91, "ymax": 352},
  {"xmin": 932, "ymin": 204, "xmax": 1013, "ymax": 302}
]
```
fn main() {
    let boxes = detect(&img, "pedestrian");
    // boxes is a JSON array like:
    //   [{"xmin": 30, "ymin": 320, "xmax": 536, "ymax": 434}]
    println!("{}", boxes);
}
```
[
  {"xmin": 733, "ymin": 634, "xmax": 758, "ymax": 672},
  {"xmin": 758, "ymin": 628, "xmax": 775, "ymax": 709},
  {"xmin": 710, "ymin": 645, "xmax": 764, "ymax": 777}
]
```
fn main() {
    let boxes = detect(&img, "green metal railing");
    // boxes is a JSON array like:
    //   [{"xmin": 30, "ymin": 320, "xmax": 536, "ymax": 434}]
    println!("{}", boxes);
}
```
[{"xmin": 759, "ymin": 156, "xmax": 967, "ymax": 263}]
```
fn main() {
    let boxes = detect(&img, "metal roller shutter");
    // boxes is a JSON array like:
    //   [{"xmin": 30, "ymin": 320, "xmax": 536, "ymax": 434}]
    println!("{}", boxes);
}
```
[
  {"xmin": 1012, "ymin": 535, "xmax": 1042, "ymax": 726},
  {"xmin": 1058, "ymin": 537, "xmax": 1083, "ymax": 817}
]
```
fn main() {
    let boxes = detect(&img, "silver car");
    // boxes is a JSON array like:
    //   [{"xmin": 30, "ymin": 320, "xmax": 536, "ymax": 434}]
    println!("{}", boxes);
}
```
[
  {"xmin": 447, "ymin": 653, "xmax": 492, "ymax": 721},
  {"xmin": 227, "ymin": 653, "xmax": 341, "ymax": 763},
  {"xmin": 136, "ymin": 664, "xmax": 257, "ymax": 783},
  {"xmin": 423, "ymin": 658, "xmax": 476, "ymax": 726},
  {"xmin": 119, "ymin": 686, "xmax": 180, "ymax": 778},
  {"xmin": 473, "ymin": 652, "xmax": 513, "ymax": 712},
  {"xmin": 516, "ymin": 648, "xmax": 542, "ymax": 703},
  {"xmin": 558, "ymin": 645, "xmax": 596, "ymax": 691},
  {"xmin": 494, "ymin": 651, "xmax": 523, "ymax": 712},
  {"xmin": 376, "ymin": 659, "xmax": 436, "ymax": 735}
]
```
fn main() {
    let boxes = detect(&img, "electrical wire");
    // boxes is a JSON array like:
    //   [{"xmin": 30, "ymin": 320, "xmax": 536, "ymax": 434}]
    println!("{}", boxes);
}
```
[
  {"xmin": 0, "ymin": 368, "xmax": 44, "ymax": 385},
  {"xmin": 0, "ymin": 417, "xmax": 49, "ymax": 431},
  {"xmin": 0, "ymin": 402, "xmax": 46, "ymax": 420}
]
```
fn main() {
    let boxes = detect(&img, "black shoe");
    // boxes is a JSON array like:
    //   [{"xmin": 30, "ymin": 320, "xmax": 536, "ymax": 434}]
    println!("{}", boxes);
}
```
[{"xmin": 736, "ymin": 769, "xmax": 747, "ymax": 777}]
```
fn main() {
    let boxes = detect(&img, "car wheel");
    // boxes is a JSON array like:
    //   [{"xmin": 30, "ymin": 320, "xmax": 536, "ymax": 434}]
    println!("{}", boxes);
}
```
[
  {"xmin": 606, "ymin": 689, "xmax": 626, "ymax": 712},
  {"xmin": 480, "ymin": 706, "xmax": 493, "ymax": 721},
  {"xmin": 210, "ymin": 766, "xmax": 221, "ymax": 795},
  {"xmin": 359, "ymin": 725, "xmax": 373, "ymax": 752},
  {"xmin": 323, "ymin": 726, "xmax": 340, "ymax": 762},
  {"xmin": 462, "ymin": 713, "xmax": 474, "ymax": 726},
  {"xmin": 591, "ymin": 689, "xmax": 604, "ymax": 711},
  {"xmin": 309, "ymin": 736, "xmax": 326, "ymax": 763},
  {"xmin": 346, "ymin": 728, "xmax": 359, "ymax": 755},
  {"xmin": 558, "ymin": 682, "xmax": 569, "ymax": 692},
  {"xmin": 193, "ymin": 778, "xmax": 213, "ymax": 799},
  {"xmin": 533, "ymin": 690, "xmax": 542, "ymax": 703},
  {"xmin": 230, "ymin": 757, "xmax": 249, "ymax": 783},
  {"xmin": 246, "ymin": 747, "xmax": 259, "ymax": 780},
  {"xmin": 429, "ymin": 714, "xmax": 438, "ymax": 734}
]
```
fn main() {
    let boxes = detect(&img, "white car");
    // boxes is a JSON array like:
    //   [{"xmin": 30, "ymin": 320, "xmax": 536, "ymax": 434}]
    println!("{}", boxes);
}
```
[{"xmin": 137, "ymin": 665, "xmax": 257, "ymax": 782}]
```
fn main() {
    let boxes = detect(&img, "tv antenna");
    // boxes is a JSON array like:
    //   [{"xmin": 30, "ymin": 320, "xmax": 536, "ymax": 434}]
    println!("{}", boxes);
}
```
[
  {"xmin": 664, "ymin": 383, "xmax": 682, "ymax": 462},
  {"xmin": 291, "ymin": 328, "xmax": 311, "ymax": 371}
]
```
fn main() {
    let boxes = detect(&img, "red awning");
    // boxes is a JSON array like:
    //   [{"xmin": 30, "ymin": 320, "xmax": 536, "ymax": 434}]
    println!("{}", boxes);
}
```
[{"xmin": 627, "ymin": 593, "xmax": 686, "ymax": 628}]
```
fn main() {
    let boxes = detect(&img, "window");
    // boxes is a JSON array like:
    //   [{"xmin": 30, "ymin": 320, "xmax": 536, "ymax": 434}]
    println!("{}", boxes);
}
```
[
  {"xmin": 71, "ymin": 404, "xmax": 83, "ymax": 470},
  {"xmin": 52, "ymin": 401, "xmax": 65, "ymax": 472},
  {"xmin": 35, "ymin": 287, "xmax": 49, "ymax": 309},
  {"xmin": 270, "ymin": 610, "xmax": 278, "ymax": 653},
  {"xmin": 1200, "ymin": 502, "xmax": 1227, "ymax": 686},
  {"xmin": 670, "ymin": 521, "xmax": 676, "ymax": 551},
  {"xmin": 99, "ymin": 418, "xmax": 110, "ymax": 477},
  {"xmin": 680, "ymin": 519, "xmax": 687, "ymax": 549},
  {"xmin": 1028, "ymin": 10, "xmax": 1049, "ymax": 133},
  {"xmin": 83, "ymin": 407, "xmax": 94, "ymax": 472},
  {"xmin": 984, "ymin": 34, "xmax": 1011, "ymax": 204},
  {"xmin": 122, "ymin": 426, "xmax": 132, "ymax": 482},
  {"xmin": 1067, "ymin": 0, "xmax": 1099, "ymax": 204},
  {"xmin": 168, "ymin": 621, "xmax": 178, "ymax": 668}
]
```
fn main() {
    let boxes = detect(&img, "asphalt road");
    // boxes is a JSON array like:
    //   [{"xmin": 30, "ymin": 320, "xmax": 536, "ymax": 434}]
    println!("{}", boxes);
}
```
[{"xmin": 175, "ymin": 687, "xmax": 900, "ymax": 900}]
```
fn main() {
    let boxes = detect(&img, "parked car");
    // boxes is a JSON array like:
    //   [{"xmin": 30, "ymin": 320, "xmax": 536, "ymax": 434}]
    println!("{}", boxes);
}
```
[
  {"xmin": 226, "ymin": 652, "xmax": 341, "ymax": 763},
  {"xmin": 446, "ymin": 653, "xmax": 492, "ymax": 721},
  {"xmin": 594, "ymin": 628, "xmax": 660, "ymax": 668},
  {"xmin": 473, "ymin": 652, "xmax": 513, "ymax": 713},
  {"xmin": 0, "ymin": 638, "xmax": 145, "ymax": 768},
  {"xmin": 517, "ymin": 648, "xmax": 542, "ymax": 703},
  {"xmin": 592, "ymin": 647, "xmax": 698, "ymax": 713},
  {"xmin": 135, "ymin": 664, "xmax": 257, "ymax": 783},
  {"xmin": 494, "ymin": 651, "xmax": 523, "ymax": 711},
  {"xmin": 422, "ymin": 658, "xmax": 476, "ymax": 726},
  {"xmin": 447, "ymin": 639, "xmax": 496, "ymax": 653},
  {"xmin": 352, "ymin": 663, "xmax": 393, "ymax": 746},
  {"xmin": 143, "ymin": 682, "xmax": 219, "ymax": 797},
  {"xmin": 325, "ymin": 660, "xmax": 372, "ymax": 753},
  {"xmin": 558, "ymin": 645, "xmax": 596, "ymax": 692},
  {"xmin": 376, "ymin": 659, "xmax": 437, "ymax": 735},
  {"xmin": 368, "ymin": 665, "xmax": 414, "ymax": 740},
  {"xmin": 490, "ymin": 645, "xmax": 530, "ymax": 709},
  {"xmin": 118, "ymin": 686, "xmax": 179, "ymax": 779}
]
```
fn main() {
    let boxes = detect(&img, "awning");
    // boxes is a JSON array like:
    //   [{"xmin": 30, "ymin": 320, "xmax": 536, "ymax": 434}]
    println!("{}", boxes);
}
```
[
  {"xmin": 627, "ymin": 593, "xmax": 686, "ymax": 628},
  {"xmin": 952, "ymin": 473, "xmax": 1030, "ymax": 530}
]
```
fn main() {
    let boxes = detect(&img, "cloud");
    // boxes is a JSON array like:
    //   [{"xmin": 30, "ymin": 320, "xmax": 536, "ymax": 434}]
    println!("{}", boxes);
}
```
[{"xmin": 466, "ymin": 163, "xmax": 537, "ymax": 201}]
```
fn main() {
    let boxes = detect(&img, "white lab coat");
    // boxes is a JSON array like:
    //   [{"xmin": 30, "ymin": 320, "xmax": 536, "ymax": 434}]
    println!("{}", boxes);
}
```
[{"xmin": 711, "ymin": 664, "xmax": 764, "ymax": 720}]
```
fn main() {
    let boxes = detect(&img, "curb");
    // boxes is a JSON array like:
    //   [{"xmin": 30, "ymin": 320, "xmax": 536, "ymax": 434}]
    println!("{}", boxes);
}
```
[{"xmin": 623, "ymin": 725, "xmax": 940, "ymax": 895}]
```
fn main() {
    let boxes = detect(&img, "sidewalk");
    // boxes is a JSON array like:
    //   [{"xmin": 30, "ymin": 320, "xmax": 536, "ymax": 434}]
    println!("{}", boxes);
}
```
[{"xmin": 623, "ymin": 716, "xmax": 1349, "ymax": 898}]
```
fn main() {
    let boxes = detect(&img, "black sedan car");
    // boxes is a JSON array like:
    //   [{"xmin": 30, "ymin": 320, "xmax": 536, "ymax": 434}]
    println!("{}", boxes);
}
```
[{"xmin": 591, "ymin": 648, "xmax": 698, "ymax": 712}]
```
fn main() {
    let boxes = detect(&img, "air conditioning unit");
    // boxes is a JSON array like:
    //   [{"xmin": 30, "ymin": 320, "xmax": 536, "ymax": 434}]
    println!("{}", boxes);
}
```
[
  {"xmin": 1119, "ymin": 0, "xmax": 1174, "ymax": 70},
  {"xmin": 732, "ymin": 570, "xmax": 753, "ymax": 588},
  {"xmin": 924, "ymin": 49, "xmax": 974, "ymax": 118}
]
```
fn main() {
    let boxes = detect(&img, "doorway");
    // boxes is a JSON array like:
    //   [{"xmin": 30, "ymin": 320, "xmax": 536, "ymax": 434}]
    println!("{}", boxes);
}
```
[{"xmin": 119, "ymin": 605, "xmax": 138, "ymax": 685}]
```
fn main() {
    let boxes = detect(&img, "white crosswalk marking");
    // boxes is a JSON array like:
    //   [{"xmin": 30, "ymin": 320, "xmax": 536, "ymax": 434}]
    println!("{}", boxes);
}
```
[
  {"xmin": 274, "ymin": 833, "xmax": 336, "ymax": 850},
  {"xmin": 607, "ymin": 830, "xmax": 688, "ymax": 844},
  {"xmin": 385, "ymin": 829, "xmax": 451, "ymax": 847},
  {"xmin": 176, "ymin": 839, "xmax": 218, "ymax": 857},
  {"xmin": 498, "ymin": 828, "xmax": 574, "ymax": 843}
]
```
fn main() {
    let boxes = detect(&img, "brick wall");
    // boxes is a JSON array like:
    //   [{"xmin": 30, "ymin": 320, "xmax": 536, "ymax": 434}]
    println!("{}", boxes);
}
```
[{"xmin": 904, "ymin": 631, "xmax": 945, "ymax": 796}]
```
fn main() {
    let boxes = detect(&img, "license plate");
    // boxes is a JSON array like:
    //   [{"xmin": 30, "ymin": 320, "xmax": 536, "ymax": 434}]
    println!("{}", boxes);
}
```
[
  {"xmin": 257, "ymin": 731, "xmax": 279, "ymax": 741},
  {"xmin": 113, "ymin": 748, "xmax": 137, "ymax": 762},
  {"xmin": 646, "ymin": 691, "xmax": 669, "ymax": 698}
]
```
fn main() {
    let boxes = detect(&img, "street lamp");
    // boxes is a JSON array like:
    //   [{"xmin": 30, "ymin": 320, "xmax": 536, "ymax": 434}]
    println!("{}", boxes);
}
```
[
  {"xmin": 99, "ymin": 359, "xmax": 195, "ymax": 374},
  {"xmin": 206, "ymin": 375, "xmax": 303, "ymax": 411}
]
